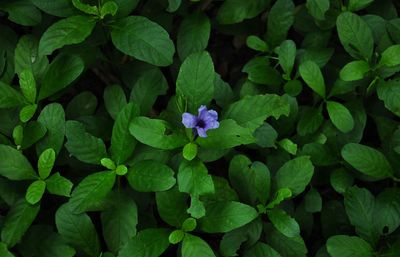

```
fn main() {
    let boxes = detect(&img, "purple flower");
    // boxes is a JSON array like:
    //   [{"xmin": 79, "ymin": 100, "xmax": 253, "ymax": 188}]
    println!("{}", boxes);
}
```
[{"xmin": 182, "ymin": 105, "xmax": 220, "ymax": 138}]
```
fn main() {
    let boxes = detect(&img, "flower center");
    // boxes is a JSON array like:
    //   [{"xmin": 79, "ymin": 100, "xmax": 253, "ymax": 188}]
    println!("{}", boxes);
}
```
[{"xmin": 197, "ymin": 119, "xmax": 206, "ymax": 128}]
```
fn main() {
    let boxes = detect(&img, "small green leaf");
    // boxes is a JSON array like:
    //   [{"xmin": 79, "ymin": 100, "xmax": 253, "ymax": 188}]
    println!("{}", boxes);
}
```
[
  {"xmin": 266, "ymin": 0, "xmax": 295, "ymax": 47},
  {"xmin": 0, "ymin": 81, "xmax": 27, "ymax": 108},
  {"xmin": 326, "ymin": 101, "xmax": 354, "ymax": 133},
  {"xmin": 100, "ymin": 1, "xmax": 118, "ymax": 18},
  {"xmin": 377, "ymin": 79, "xmax": 400, "ymax": 117},
  {"xmin": 12, "ymin": 125, "xmax": 23, "ymax": 146},
  {"xmin": 266, "ymin": 188, "xmax": 292, "ymax": 209},
  {"xmin": 100, "ymin": 158, "xmax": 116, "ymax": 170},
  {"xmin": 327, "ymin": 235, "xmax": 374, "ymax": 257},
  {"xmin": 118, "ymin": 229, "xmax": 170, "ymax": 257},
  {"xmin": 45, "ymin": 172, "xmax": 73, "ymax": 197},
  {"xmin": 156, "ymin": 187, "xmax": 189, "ymax": 227},
  {"xmin": 72, "ymin": 0, "xmax": 98, "ymax": 15},
  {"xmin": 169, "ymin": 230, "xmax": 184, "ymax": 244},
  {"xmin": 103, "ymin": 84, "xmax": 127, "ymax": 120},
  {"xmin": 187, "ymin": 195, "xmax": 206, "ymax": 219},
  {"xmin": 182, "ymin": 234, "xmax": 216, "ymax": 257},
  {"xmin": 277, "ymin": 40, "xmax": 296, "ymax": 77},
  {"xmin": 306, "ymin": 0, "xmax": 330, "ymax": 20},
  {"xmin": 115, "ymin": 165, "xmax": 128, "ymax": 176},
  {"xmin": 178, "ymin": 160, "xmax": 214, "ymax": 197},
  {"xmin": 0, "ymin": 144, "xmax": 37, "ymax": 180},
  {"xmin": 38, "ymin": 148, "xmax": 55, "ymax": 179},
  {"xmin": 246, "ymin": 35, "xmax": 268, "ymax": 52},
  {"xmin": 19, "ymin": 104, "xmax": 37, "ymax": 123},
  {"xmin": 278, "ymin": 138, "xmax": 297, "ymax": 155},
  {"xmin": 341, "ymin": 143, "xmax": 393, "ymax": 179},
  {"xmin": 267, "ymin": 208, "xmax": 300, "ymax": 237},
  {"xmin": 379, "ymin": 44, "xmax": 400, "ymax": 67},
  {"xmin": 182, "ymin": 217, "xmax": 197, "ymax": 232},
  {"xmin": 339, "ymin": 60, "xmax": 370, "ymax": 81},
  {"xmin": 299, "ymin": 60, "xmax": 326, "ymax": 98},
  {"xmin": 167, "ymin": 0, "xmax": 181, "ymax": 12},
  {"xmin": 348, "ymin": 0, "xmax": 374, "ymax": 11},
  {"xmin": 0, "ymin": 242, "xmax": 15, "ymax": 257},
  {"xmin": 217, "ymin": 0, "xmax": 269, "ymax": 25},
  {"xmin": 19, "ymin": 69, "xmax": 36, "ymax": 103},
  {"xmin": 304, "ymin": 188, "xmax": 322, "ymax": 213},
  {"xmin": 25, "ymin": 180, "xmax": 46, "ymax": 205},
  {"xmin": 330, "ymin": 169, "xmax": 354, "ymax": 194},
  {"xmin": 183, "ymin": 142, "xmax": 198, "ymax": 161}
]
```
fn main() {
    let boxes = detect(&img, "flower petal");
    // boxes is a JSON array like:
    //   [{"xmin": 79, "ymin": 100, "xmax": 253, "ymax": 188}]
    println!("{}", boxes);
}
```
[
  {"xmin": 182, "ymin": 113, "xmax": 197, "ymax": 128},
  {"xmin": 196, "ymin": 127, "xmax": 208, "ymax": 138},
  {"xmin": 198, "ymin": 105, "xmax": 208, "ymax": 119}
]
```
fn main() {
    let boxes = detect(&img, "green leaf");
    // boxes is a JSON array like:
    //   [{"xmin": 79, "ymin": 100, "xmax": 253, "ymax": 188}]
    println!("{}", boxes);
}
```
[
  {"xmin": 244, "ymin": 242, "xmax": 282, "ymax": 257},
  {"xmin": 199, "ymin": 201, "xmax": 258, "ymax": 233},
  {"xmin": 348, "ymin": 0, "xmax": 374, "ymax": 11},
  {"xmin": 30, "ymin": 0, "xmax": 77, "ymax": 17},
  {"xmin": 25, "ymin": 180, "xmax": 46, "ymax": 205},
  {"xmin": 101, "ymin": 191, "xmax": 138, "ymax": 254},
  {"xmin": 379, "ymin": 45, "xmax": 400, "ymax": 67},
  {"xmin": 264, "ymin": 224, "xmax": 307, "ymax": 257},
  {"xmin": 277, "ymin": 40, "xmax": 296, "ymax": 77},
  {"xmin": 182, "ymin": 217, "xmax": 197, "ymax": 232},
  {"xmin": 129, "ymin": 117, "xmax": 187, "ymax": 150},
  {"xmin": 275, "ymin": 156, "xmax": 314, "ymax": 196},
  {"xmin": 374, "ymin": 188, "xmax": 400, "ymax": 235},
  {"xmin": 21, "ymin": 121, "xmax": 47, "ymax": 150},
  {"xmin": 266, "ymin": 188, "xmax": 292, "ymax": 209},
  {"xmin": 327, "ymin": 235, "xmax": 374, "ymax": 257},
  {"xmin": 0, "ymin": 0, "xmax": 41, "ymax": 26},
  {"xmin": 156, "ymin": 187, "xmax": 189, "ymax": 227},
  {"xmin": 38, "ymin": 15, "xmax": 96, "ymax": 56},
  {"xmin": 267, "ymin": 209, "xmax": 300, "ymax": 238},
  {"xmin": 110, "ymin": 102, "xmax": 139, "ymax": 165},
  {"xmin": 166, "ymin": 0, "xmax": 181, "ymax": 12},
  {"xmin": 65, "ymin": 91, "xmax": 98, "ymax": 119},
  {"xmin": 65, "ymin": 120, "xmax": 107, "ymax": 164},
  {"xmin": 0, "ymin": 144, "xmax": 36, "ymax": 180},
  {"xmin": 182, "ymin": 234, "xmax": 216, "ymax": 257},
  {"xmin": 266, "ymin": 0, "xmax": 295, "ymax": 47},
  {"xmin": 169, "ymin": 229, "xmax": 184, "ymax": 244},
  {"xmin": 299, "ymin": 60, "xmax": 325, "ymax": 98},
  {"xmin": 100, "ymin": 1, "xmax": 118, "ymax": 18},
  {"xmin": 330, "ymin": 169, "xmax": 354, "ymax": 194},
  {"xmin": 223, "ymin": 94, "xmax": 290, "ymax": 131},
  {"xmin": 111, "ymin": 16, "xmax": 175, "ymax": 66},
  {"xmin": 339, "ymin": 60, "xmax": 370, "ymax": 81},
  {"xmin": 326, "ymin": 101, "xmax": 354, "ymax": 133},
  {"xmin": 176, "ymin": 51, "xmax": 215, "ymax": 112},
  {"xmin": 127, "ymin": 160, "xmax": 176, "ymax": 192},
  {"xmin": 103, "ymin": 84, "xmax": 127, "ymax": 120},
  {"xmin": 72, "ymin": 0, "xmax": 98, "ymax": 15},
  {"xmin": 45, "ymin": 172, "xmax": 73, "ymax": 197},
  {"xmin": 187, "ymin": 195, "xmax": 206, "ymax": 219},
  {"xmin": 178, "ymin": 159, "xmax": 214, "ymax": 196},
  {"xmin": 18, "ymin": 69, "xmax": 36, "ymax": 103},
  {"xmin": 0, "ymin": 242, "xmax": 15, "ymax": 257},
  {"xmin": 0, "ymin": 81, "xmax": 27, "ymax": 108},
  {"xmin": 297, "ymin": 106, "xmax": 324, "ymax": 136},
  {"xmin": 336, "ymin": 12, "xmax": 374, "ymax": 60},
  {"xmin": 38, "ymin": 148, "xmax": 55, "ymax": 179},
  {"xmin": 278, "ymin": 138, "xmax": 297, "ymax": 155},
  {"xmin": 377, "ymin": 79, "xmax": 400, "ymax": 117},
  {"xmin": 304, "ymin": 188, "xmax": 322, "ymax": 213},
  {"xmin": 69, "ymin": 171, "xmax": 116, "ymax": 213},
  {"xmin": 344, "ymin": 186, "xmax": 379, "ymax": 245},
  {"xmin": 36, "ymin": 103, "xmax": 65, "ymax": 156},
  {"xmin": 306, "ymin": 0, "xmax": 330, "ymax": 20},
  {"xmin": 19, "ymin": 104, "xmax": 37, "ymax": 123},
  {"xmin": 183, "ymin": 142, "xmax": 198, "ymax": 161},
  {"xmin": 130, "ymin": 69, "xmax": 168, "ymax": 115},
  {"xmin": 1, "ymin": 198, "xmax": 40, "ymax": 248},
  {"xmin": 341, "ymin": 143, "xmax": 393, "ymax": 179},
  {"xmin": 246, "ymin": 35, "xmax": 268, "ymax": 52},
  {"xmin": 242, "ymin": 57, "xmax": 282, "ymax": 86},
  {"xmin": 217, "ymin": 0, "xmax": 268, "ymax": 24},
  {"xmin": 118, "ymin": 228, "xmax": 170, "ymax": 257},
  {"xmin": 55, "ymin": 203, "xmax": 100, "ymax": 257},
  {"xmin": 177, "ymin": 13, "xmax": 210, "ymax": 60}
]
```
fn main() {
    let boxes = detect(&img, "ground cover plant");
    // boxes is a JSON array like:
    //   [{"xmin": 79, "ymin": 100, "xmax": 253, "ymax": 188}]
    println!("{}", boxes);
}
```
[{"xmin": 0, "ymin": 0, "xmax": 400, "ymax": 256}]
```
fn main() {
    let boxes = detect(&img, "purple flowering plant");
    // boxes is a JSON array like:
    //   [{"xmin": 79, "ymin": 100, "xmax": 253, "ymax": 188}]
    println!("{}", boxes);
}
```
[{"xmin": 182, "ymin": 105, "xmax": 220, "ymax": 138}]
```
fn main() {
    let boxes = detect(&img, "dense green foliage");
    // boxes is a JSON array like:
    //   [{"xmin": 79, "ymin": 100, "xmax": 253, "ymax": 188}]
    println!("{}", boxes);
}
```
[{"xmin": 0, "ymin": 0, "xmax": 400, "ymax": 256}]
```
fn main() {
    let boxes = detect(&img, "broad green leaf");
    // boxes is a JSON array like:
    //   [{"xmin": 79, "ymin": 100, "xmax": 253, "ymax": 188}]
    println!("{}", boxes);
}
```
[
  {"xmin": 21, "ymin": 121, "xmax": 47, "ymax": 150},
  {"xmin": 242, "ymin": 57, "xmax": 282, "ymax": 86},
  {"xmin": 277, "ymin": 40, "xmax": 296, "ymax": 77},
  {"xmin": 30, "ymin": 0, "xmax": 76, "ymax": 17},
  {"xmin": 344, "ymin": 186, "xmax": 379, "ymax": 245},
  {"xmin": 1, "ymin": 198, "xmax": 40, "ymax": 248},
  {"xmin": 330, "ymin": 169, "xmax": 354, "ymax": 194},
  {"xmin": 19, "ymin": 69, "xmax": 36, "ymax": 103},
  {"xmin": 199, "ymin": 201, "xmax": 258, "ymax": 233},
  {"xmin": 101, "ymin": 192, "xmax": 138, "ymax": 253},
  {"xmin": 377, "ymin": 79, "xmax": 400, "ymax": 117},
  {"xmin": 177, "ymin": 13, "xmax": 210, "ymax": 60},
  {"xmin": 118, "ymin": 228, "xmax": 170, "ymax": 257},
  {"xmin": 326, "ymin": 101, "xmax": 354, "ymax": 133},
  {"xmin": 25, "ymin": 180, "xmax": 46, "ymax": 205},
  {"xmin": 266, "ymin": 188, "xmax": 292, "ymax": 209},
  {"xmin": 327, "ymin": 235, "xmax": 374, "ymax": 257},
  {"xmin": 38, "ymin": 148, "xmax": 55, "ymax": 179},
  {"xmin": 66, "ymin": 91, "xmax": 97, "ymax": 119},
  {"xmin": 297, "ymin": 106, "xmax": 324, "ymax": 136},
  {"xmin": 36, "ymin": 103, "xmax": 65, "ymax": 155},
  {"xmin": 111, "ymin": 16, "xmax": 175, "ymax": 66},
  {"xmin": 264, "ymin": 224, "xmax": 307, "ymax": 257},
  {"xmin": 69, "ymin": 171, "xmax": 116, "ymax": 213},
  {"xmin": 275, "ymin": 156, "xmax": 314, "ymax": 196},
  {"xmin": 379, "ymin": 45, "xmax": 400, "ymax": 67},
  {"xmin": 19, "ymin": 104, "xmax": 37, "ymax": 123},
  {"xmin": 38, "ymin": 54, "xmax": 84, "ymax": 100},
  {"xmin": 38, "ymin": 15, "xmax": 96, "ymax": 56},
  {"xmin": 110, "ymin": 102, "xmax": 139, "ymax": 165},
  {"xmin": 0, "ymin": 0, "xmax": 41, "ymax": 26},
  {"xmin": 223, "ymin": 94, "xmax": 290, "ymax": 131},
  {"xmin": 182, "ymin": 234, "xmax": 216, "ymax": 257},
  {"xmin": 156, "ymin": 187, "xmax": 189, "ymax": 227},
  {"xmin": 299, "ymin": 61, "xmax": 325, "ymax": 98},
  {"xmin": 306, "ymin": 0, "xmax": 330, "ymax": 20},
  {"xmin": 229, "ymin": 155, "xmax": 270, "ymax": 205},
  {"xmin": 127, "ymin": 160, "xmax": 176, "ymax": 192},
  {"xmin": 167, "ymin": 0, "xmax": 181, "ymax": 12},
  {"xmin": 0, "ymin": 82, "xmax": 27, "ymax": 108},
  {"xmin": 267, "ymin": 209, "xmax": 300, "ymax": 238},
  {"xmin": 178, "ymin": 159, "xmax": 214, "ymax": 196},
  {"xmin": 65, "ymin": 120, "xmax": 107, "ymax": 164},
  {"xmin": 217, "ymin": 0, "xmax": 268, "ymax": 24},
  {"xmin": 341, "ymin": 143, "xmax": 393, "ymax": 179},
  {"xmin": 339, "ymin": 60, "xmax": 370, "ymax": 81},
  {"xmin": 0, "ymin": 242, "xmax": 15, "ymax": 257},
  {"xmin": 129, "ymin": 117, "xmax": 187, "ymax": 150},
  {"xmin": 176, "ymin": 51, "xmax": 215, "ymax": 112},
  {"xmin": 254, "ymin": 122, "xmax": 278, "ymax": 148},
  {"xmin": 266, "ymin": 0, "xmax": 295, "ymax": 47},
  {"xmin": 103, "ymin": 84, "xmax": 127, "ymax": 120},
  {"xmin": 374, "ymin": 188, "xmax": 400, "ymax": 234},
  {"xmin": 55, "ymin": 203, "xmax": 100, "ymax": 257},
  {"xmin": 113, "ymin": 0, "xmax": 140, "ymax": 17},
  {"xmin": 336, "ymin": 12, "xmax": 374, "ymax": 60},
  {"xmin": 0, "ymin": 144, "xmax": 36, "ymax": 180},
  {"xmin": 130, "ymin": 69, "xmax": 168, "ymax": 115},
  {"xmin": 348, "ymin": 0, "xmax": 374, "ymax": 11},
  {"xmin": 244, "ymin": 242, "xmax": 282, "ymax": 257},
  {"xmin": 304, "ymin": 188, "xmax": 322, "ymax": 213},
  {"xmin": 45, "ymin": 172, "xmax": 73, "ymax": 197}
]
